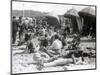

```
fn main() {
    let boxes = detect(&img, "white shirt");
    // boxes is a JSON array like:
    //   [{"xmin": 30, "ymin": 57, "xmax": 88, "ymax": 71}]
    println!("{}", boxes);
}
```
[
  {"xmin": 42, "ymin": 28, "xmax": 46, "ymax": 35},
  {"xmin": 49, "ymin": 39, "xmax": 62, "ymax": 50}
]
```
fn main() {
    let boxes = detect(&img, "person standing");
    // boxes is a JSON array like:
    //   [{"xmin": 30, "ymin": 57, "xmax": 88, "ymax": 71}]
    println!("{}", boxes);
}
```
[
  {"xmin": 18, "ymin": 16, "xmax": 23, "ymax": 41},
  {"xmin": 12, "ymin": 16, "xmax": 19, "ymax": 44}
]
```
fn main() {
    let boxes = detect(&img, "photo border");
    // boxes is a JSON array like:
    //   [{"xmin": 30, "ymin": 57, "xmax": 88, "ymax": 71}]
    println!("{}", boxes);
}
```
[{"xmin": 11, "ymin": 0, "xmax": 97, "ymax": 75}]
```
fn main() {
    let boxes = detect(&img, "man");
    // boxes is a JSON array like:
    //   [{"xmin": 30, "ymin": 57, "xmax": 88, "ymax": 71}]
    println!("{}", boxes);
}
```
[
  {"xmin": 17, "ymin": 17, "xmax": 27, "ymax": 46},
  {"xmin": 40, "ymin": 34, "xmax": 48, "ymax": 48},
  {"xmin": 12, "ymin": 16, "xmax": 19, "ymax": 44},
  {"xmin": 41, "ymin": 27, "xmax": 46, "ymax": 36},
  {"xmin": 18, "ymin": 16, "xmax": 23, "ymax": 41}
]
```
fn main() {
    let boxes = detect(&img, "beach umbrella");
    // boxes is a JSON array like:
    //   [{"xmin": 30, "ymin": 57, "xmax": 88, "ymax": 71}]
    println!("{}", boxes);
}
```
[
  {"xmin": 45, "ymin": 16, "xmax": 60, "ymax": 28},
  {"xmin": 78, "ymin": 7, "xmax": 96, "ymax": 36},
  {"xmin": 78, "ymin": 6, "xmax": 96, "ymax": 25},
  {"xmin": 78, "ymin": 7, "xmax": 96, "ymax": 18},
  {"xmin": 64, "ymin": 8, "xmax": 79, "ymax": 18},
  {"xmin": 64, "ymin": 8, "xmax": 80, "ymax": 32}
]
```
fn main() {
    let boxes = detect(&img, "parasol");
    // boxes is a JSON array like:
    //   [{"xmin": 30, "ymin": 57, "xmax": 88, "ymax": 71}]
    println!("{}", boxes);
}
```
[
  {"xmin": 64, "ymin": 8, "xmax": 79, "ymax": 18},
  {"xmin": 78, "ymin": 7, "xmax": 96, "ymax": 18},
  {"xmin": 45, "ymin": 16, "xmax": 60, "ymax": 28}
]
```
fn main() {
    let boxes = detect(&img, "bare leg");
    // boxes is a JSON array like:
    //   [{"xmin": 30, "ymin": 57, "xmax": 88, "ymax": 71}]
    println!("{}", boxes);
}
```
[{"xmin": 71, "ymin": 54, "xmax": 77, "ymax": 64}]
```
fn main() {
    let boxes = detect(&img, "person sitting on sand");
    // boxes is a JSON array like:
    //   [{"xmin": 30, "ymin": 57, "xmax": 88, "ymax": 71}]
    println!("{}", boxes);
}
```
[{"xmin": 47, "ymin": 34, "xmax": 63, "ymax": 57}]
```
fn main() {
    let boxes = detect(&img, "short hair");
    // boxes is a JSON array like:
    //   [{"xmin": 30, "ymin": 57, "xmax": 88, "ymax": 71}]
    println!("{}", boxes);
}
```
[
  {"xmin": 19, "ymin": 16, "xmax": 22, "ymax": 19},
  {"xmin": 55, "ymin": 34, "xmax": 59, "ymax": 39},
  {"xmin": 13, "ymin": 16, "xmax": 16, "ymax": 19},
  {"xmin": 45, "ymin": 34, "xmax": 48, "ymax": 37}
]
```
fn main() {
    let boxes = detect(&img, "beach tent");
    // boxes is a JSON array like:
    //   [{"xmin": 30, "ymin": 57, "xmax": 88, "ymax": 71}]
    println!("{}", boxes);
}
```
[
  {"xmin": 78, "ymin": 7, "xmax": 96, "ymax": 36},
  {"xmin": 78, "ymin": 7, "xmax": 95, "ymax": 17},
  {"xmin": 64, "ymin": 8, "xmax": 83, "ymax": 32},
  {"xmin": 44, "ymin": 15, "xmax": 61, "ymax": 28}
]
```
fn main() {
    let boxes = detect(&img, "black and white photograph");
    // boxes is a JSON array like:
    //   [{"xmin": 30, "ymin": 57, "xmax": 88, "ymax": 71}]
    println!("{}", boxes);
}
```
[{"xmin": 11, "ymin": 0, "xmax": 96, "ymax": 74}]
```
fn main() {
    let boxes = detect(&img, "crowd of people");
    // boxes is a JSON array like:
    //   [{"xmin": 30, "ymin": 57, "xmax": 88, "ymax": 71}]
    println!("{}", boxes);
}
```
[{"xmin": 12, "ymin": 16, "xmax": 95, "ymax": 70}]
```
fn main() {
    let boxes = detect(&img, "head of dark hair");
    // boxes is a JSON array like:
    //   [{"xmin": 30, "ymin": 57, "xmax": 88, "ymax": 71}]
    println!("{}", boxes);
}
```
[
  {"xmin": 13, "ymin": 16, "xmax": 16, "ymax": 19},
  {"xmin": 19, "ymin": 16, "xmax": 22, "ymax": 19},
  {"xmin": 45, "ymin": 34, "xmax": 48, "ymax": 37},
  {"xmin": 55, "ymin": 34, "xmax": 59, "ymax": 40}
]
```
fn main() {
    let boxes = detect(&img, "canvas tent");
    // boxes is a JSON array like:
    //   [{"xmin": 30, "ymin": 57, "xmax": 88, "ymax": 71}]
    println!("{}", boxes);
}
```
[
  {"xmin": 64, "ymin": 8, "xmax": 83, "ymax": 33},
  {"xmin": 78, "ymin": 7, "xmax": 96, "ymax": 36},
  {"xmin": 78, "ymin": 7, "xmax": 95, "ymax": 17},
  {"xmin": 44, "ymin": 15, "xmax": 61, "ymax": 28}
]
